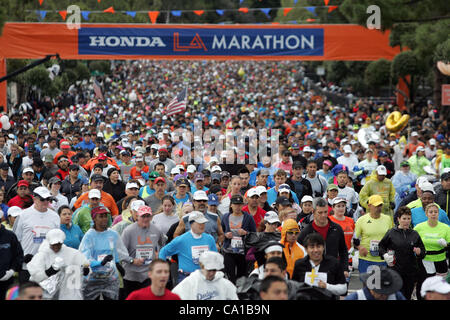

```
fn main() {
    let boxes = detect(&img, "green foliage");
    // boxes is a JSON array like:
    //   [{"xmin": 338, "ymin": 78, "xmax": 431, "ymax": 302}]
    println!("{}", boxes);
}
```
[
  {"xmin": 365, "ymin": 59, "xmax": 391, "ymax": 89},
  {"xmin": 434, "ymin": 39, "xmax": 450, "ymax": 64},
  {"xmin": 391, "ymin": 51, "xmax": 418, "ymax": 80}
]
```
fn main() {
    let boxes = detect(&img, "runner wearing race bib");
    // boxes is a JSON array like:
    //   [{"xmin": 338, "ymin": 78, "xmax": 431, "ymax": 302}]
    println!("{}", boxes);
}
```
[
  {"xmin": 121, "ymin": 206, "xmax": 166, "ymax": 298},
  {"xmin": 355, "ymin": 195, "xmax": 393, "ymax": 274}
]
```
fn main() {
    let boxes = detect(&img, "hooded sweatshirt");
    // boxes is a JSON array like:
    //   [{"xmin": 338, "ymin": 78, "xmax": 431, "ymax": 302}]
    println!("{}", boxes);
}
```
[
  {"xmin": 280, "ymin": 219, "xmax": 306, "ymax": 279},
  {"xmin": 171, "ymin": 269, "xmax": 238, "ymax": 300}
]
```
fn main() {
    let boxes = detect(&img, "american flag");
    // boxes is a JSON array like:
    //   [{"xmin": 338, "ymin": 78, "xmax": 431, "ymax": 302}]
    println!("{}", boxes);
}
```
[
  {"xmin": 165, "ymin": 87, "xmax": 187, "ymax": 116},
  {"xmin": 93, "ymin": 79, "xmax": 104, "ymax": 101}
]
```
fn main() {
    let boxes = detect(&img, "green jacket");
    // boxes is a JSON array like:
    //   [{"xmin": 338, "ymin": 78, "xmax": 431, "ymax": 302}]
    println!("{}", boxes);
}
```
[
  {"xmin": 407, "ymin": 155, "xmax": 431, "ymax": 177},
  {"xmin": 359, "ymin": 177, "xmax": 396, "ymax": 217},
  {"xmin": 72, "ymin": 204, "xmax": 112, "ymax": 234}
]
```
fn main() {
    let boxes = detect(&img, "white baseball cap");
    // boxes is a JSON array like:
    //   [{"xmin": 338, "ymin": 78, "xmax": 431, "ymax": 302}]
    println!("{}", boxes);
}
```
[
  {"xmin": 343, "ymin": 145, "xmax": 353, "ymax": 154},
  {"xmin": 130, "ymin": 200, "xmax": 145, "ymax": 212},
  {"xmin": 411, "ymin": 131, "xmax": 418, "ymax": 137},
  {"xmin": 429, "ymin": 139, "xmax": 436, "ymax": 145},
  {"xmin": 247, "ymin": 188, "xmax": 259, "ymax": 198},
  {"xmin": 264, "ymin": 243, "xmax": 284, "ymax": 254},
  {"xmin": 420, "ymin": 182, "xmax": 435, "ymax": 194},
  {"xmin": 264, "ymin": 211, "xmax": 281, "ymax": 224},
  {"xmin": 420, "ymin": 275, "xmax": 450, "ymax": 298},
  {"xmin": 188, "ymin": 211, "xmax": 209, "ymax": 224},
  {"xmin": 23, "ymin": 167, "xmax": 34, "ymax": 174},
  {"xmin": 88, "ymin": 189, "xmax": 101, "ymax": 199},
  {"xmin": 301, "ymin": 195, "xmax": 314, "ymax": 203},
  {"xmin": 8, "ymin": 206, "xmax": 22, "ymax": 218},
  {"xmin": 211, "ymin": 165, "xmax": 222, "ymax": 173},
  {"xmin": 46, "ymin": 229, "xmax": 66, "ymax": 245},
  {"xmin": 126, "ymin": 182, "xmax": 139, "ymax": 190},
  {"xmin": 376, "ymin": 165, "xmax": 387, "ymax": 176},
  {"xmin": 332, "ymin": 197, "xmax": 347, "ymax": 205},
  {"xmin": 171, "ymin": 167, "xmax": 180, "ymax": 175},
  {"xmin": 193, "ymin": 190, "xmax": 208, "ymax": 201},
  {"xmin": 187, "ymin": 165, "xmax": 197, "ymax": 173},
  {"xmin": 199, "ymin": 251, "xmax": 224, "ymax": 270},
  {"xmin": 34, "ymin": 186, "xmax": 52, "ymax": 199},
  {"xmin": 255, "ymin": 186, "xmax": 267, "ymax": 196}
]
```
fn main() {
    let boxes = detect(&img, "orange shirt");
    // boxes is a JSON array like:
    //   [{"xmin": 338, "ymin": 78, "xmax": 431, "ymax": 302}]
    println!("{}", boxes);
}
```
[
  {"xmin": 329, "ymin": 215, "xmax": 355, "ymax": 251},
  {"xmin": 130, "ymin": 165, "xmax": 149, "ymax": 180},
  {"xmin": 73, "ymin": 190, "xmax": 119, "ymax": 217}
]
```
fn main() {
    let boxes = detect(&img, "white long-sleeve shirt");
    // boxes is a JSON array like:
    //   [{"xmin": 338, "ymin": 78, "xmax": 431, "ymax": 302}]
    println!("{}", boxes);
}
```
[{"xmin": 13, "ymin": 206, "xmax": 60, "ymax": 269}]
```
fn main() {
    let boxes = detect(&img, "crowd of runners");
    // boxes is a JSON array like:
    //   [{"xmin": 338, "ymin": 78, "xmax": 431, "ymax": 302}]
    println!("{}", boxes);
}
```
[{"xmin": 0, "ymin": 60, "xmax": 449, "ymax": 300}]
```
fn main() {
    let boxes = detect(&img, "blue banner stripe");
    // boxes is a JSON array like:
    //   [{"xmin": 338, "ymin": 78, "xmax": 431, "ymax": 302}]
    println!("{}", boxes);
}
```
[{"xmin": 78, "ymin": 27, "xmax": 324, "ymax": 57}]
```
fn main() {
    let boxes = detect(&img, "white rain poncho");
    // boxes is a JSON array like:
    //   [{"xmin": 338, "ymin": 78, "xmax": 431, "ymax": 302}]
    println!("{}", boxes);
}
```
[{"xmin": 27, "ymin": 238, "xmax": 89, "ymax": 300}]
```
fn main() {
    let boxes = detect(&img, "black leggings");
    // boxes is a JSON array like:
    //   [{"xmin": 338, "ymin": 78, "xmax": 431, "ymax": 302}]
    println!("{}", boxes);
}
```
[
  {"xmin": 223, "ymin": 252, "xmax": 247, "ymax": 285},
  {"xmin": 398, "ymin": 273, "xmax": 417, "ymax": 300}
]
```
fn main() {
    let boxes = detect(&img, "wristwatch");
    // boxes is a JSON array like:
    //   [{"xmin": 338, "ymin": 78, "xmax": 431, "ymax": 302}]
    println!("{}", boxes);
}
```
[{"xmin": 129, "ymin": 258, "xmax": 134, "ymax": 264}]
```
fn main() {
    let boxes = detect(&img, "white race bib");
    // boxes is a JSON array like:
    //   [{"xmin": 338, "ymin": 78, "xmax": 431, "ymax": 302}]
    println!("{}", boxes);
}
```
[
  {"xmin": 136, "ymin": 246, "xmax": 154, "ymax": 265},
  {"xmin": 191, "ymin": 245, "xmax": 209, "ymax": 265},
  {"xmin": 304, "ymin": 270, "xmax": 327, "ymax": 287},
  {"xmin": 97, "ymin": 254, "xmax": 108, "ymax": 262},
  {"xmin": 369, "ymin": 240, "xmax": 380, "ymax": 256},
  {"xmin": 231, "ymin": 236, "xmax": 244, "ymax": 250}
]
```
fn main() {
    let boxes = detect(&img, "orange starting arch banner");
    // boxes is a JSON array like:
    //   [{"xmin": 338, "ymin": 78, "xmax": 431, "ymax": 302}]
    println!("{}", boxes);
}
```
[{"xmin": 0, "ymin": 22, "xmax": 401, "ymax": 109}]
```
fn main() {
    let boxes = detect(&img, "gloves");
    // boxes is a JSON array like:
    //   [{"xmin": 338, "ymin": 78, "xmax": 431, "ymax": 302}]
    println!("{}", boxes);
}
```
[
  {"xmin": 390, "ymin": 202, "xmax": 395, "ymax": 210},
  {"xmin": 363, "ymin": 170, "xmax": 369, "ymax": 175},
  {"xmin": 410, "ymin": 182, "xmax": 416, "ymax": 188},
  {"xmin": 100, "ymin": 254, "xmax": 113, "ymax": 266},
  {"xmin": 383, "ymin": 253, "xmax": 394, "ymax": 266},
  {"xmin": 24, "ymin": 254, "xmax": 34, "ymax": 264},
  {"xmin": 52, "ymin": 257, "xmax": 65, "ymax": 270},
  {"xmin": 400, "ymin": 191, "xmax": 408, "ymax": 199},
  {"xmin": 83, "ymin": 266, "xmax": 90, "ymax": 276},
  {"xmin": 0, "ymin": 269, "xmax": 14, "ymax": 282},
  {"xmin": 437, "ymin": 238, "xmax": 448, "ymax": 247},
  {"xmin": 116, "ymin": 263, "xmax": 125, "ymax": 277},
  {"xmin": 45, "ymin": 266, "xmax": 60, "ymax": 277}
]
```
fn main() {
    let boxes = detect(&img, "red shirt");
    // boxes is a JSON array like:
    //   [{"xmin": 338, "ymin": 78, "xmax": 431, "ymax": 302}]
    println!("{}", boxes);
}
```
[
  {"xmin": 7, "ymin": 195, "xmax": 33, "ymax": 209},
  {"xmin": 242, "ymin": 205, "xmax": 266, "ymax": 228},
  {"xmin": 126, "ymin": 287, "xmax": 180, "ymax": 300},
  {"xmin": 312, "ymin": 221, "xmax": 330, "ymax": 241}
]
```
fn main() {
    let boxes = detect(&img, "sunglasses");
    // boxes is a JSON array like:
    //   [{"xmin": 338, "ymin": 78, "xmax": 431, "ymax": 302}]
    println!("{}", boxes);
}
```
[
  {"xmin": 140, "ymin": 214, "xmax": 152, "ymax": 218},
  {"xmin": 287, "ymin": 231, "xmax": 299, "ymax": 235},
  {"xmin": 195, "ymin": 200, "xmax": 207, "ymax": 203}
]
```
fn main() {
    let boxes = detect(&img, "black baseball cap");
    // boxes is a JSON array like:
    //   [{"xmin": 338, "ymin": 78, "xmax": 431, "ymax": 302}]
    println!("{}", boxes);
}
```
[
  {"xmin": 91, "ymin": 174, "xmax": 105, "ymax": 182},
  {"xmin": 0, "ymin": 163, "xmax": 9, "ymax": 170},
  {"xmin": 276, "ymin": 196, "xmax": 291, "ymax": 206},
  {"xmin": 176, "ymin": 178, "xmax": 189, "ymax": 187},
  {"xmin": 230, "ymin": 194, "xmax": 244, "ymax": 204}
]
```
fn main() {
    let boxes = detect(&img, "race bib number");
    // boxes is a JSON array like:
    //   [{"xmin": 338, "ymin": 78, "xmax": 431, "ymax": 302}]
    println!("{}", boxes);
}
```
[
  {"xmin": 97, "ymin": 254, "xmax": 108, "ymax": 262},
  {"xmin": 33, "ymin": 226, "xmax": 50, "ymax": 244},
  {"xmin": 369, "ymin": 240, "xmax": 380, "ymax": 257},
  {"xmin": 304, "ymin": 270, "xmax": 327, "ymax": 287},
  {"xmin": 231, "ymin": 236, "xmax": 244, "ymax": 252},
  {"xmin": 191, "ymin": 245, "xmax": 209, "ymax": 265},
  {"xmin": 136, "ymin": 246, "xmax": 154, "ymax": 265}
]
